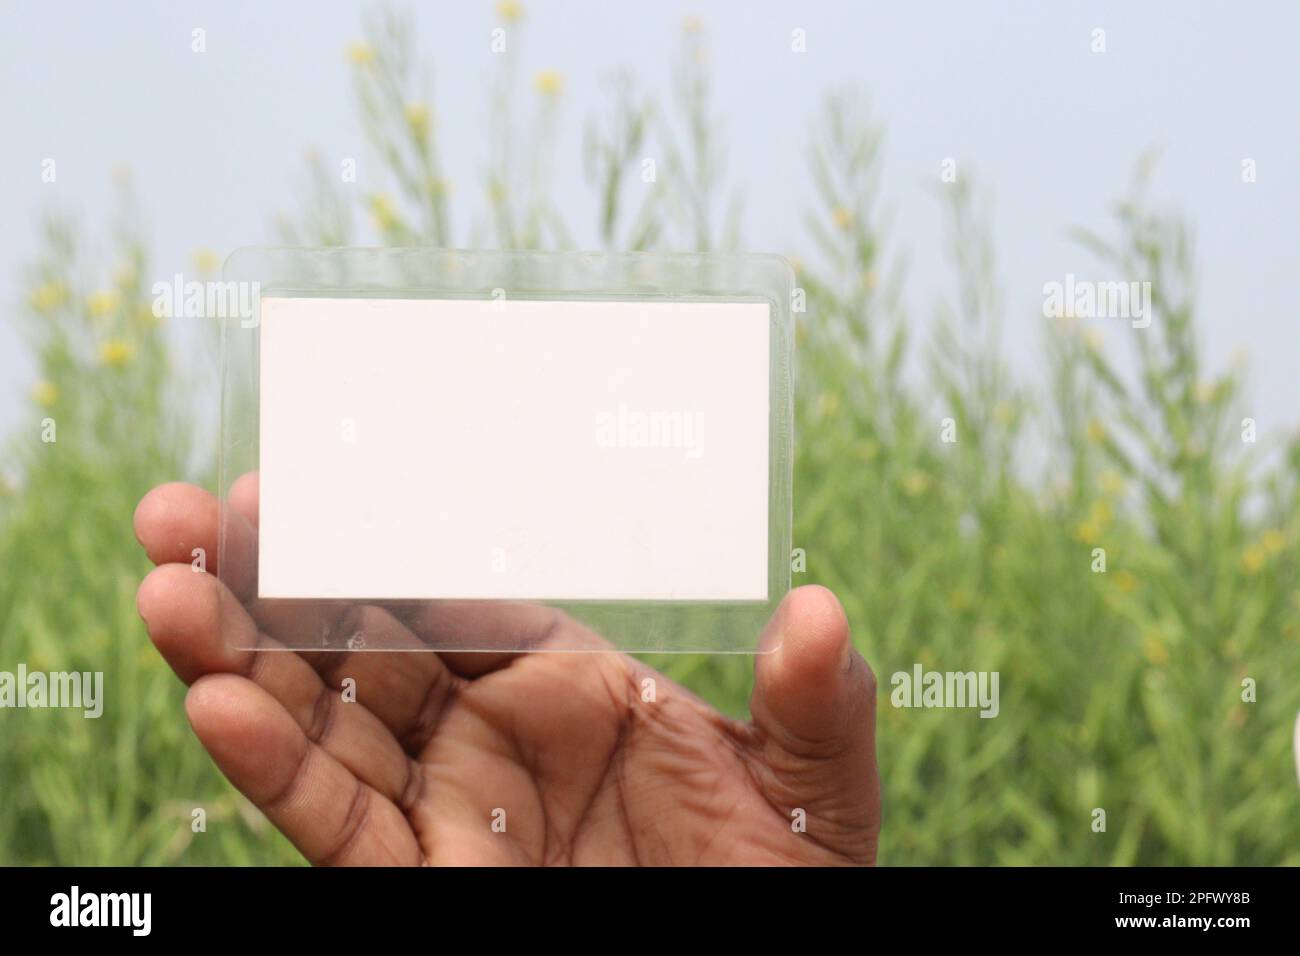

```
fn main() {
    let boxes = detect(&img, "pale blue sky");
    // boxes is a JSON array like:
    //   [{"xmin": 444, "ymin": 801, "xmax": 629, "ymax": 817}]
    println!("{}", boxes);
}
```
[{"xmin": 1, "ymin": 0, "xmax": 1297, "ymax": 443}]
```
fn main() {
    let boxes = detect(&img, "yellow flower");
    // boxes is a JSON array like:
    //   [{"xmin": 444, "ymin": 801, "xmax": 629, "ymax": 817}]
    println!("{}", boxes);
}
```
[
  {"xmin": 404, "ymin": 101, "xmax": 431, "ymax": 136},
  {"xmin": 29, "ymin": 281, "xmax": 68, "ymax": 314},
  {"xmin": 1086, "ymin": 418, "xmax": 1107, "ymax": 445},
  {"xmin": 86, "ymin": 289, "xmax": 121, "ymax": 318},
  {"xmin": 533, "ymin": 70, "xmax": 565, "ymax": 97},
  {"xmin": 1087, "ymin": 499, "xmax": 1113, "ymax": 529},
  {"xmin": 369, "ymin": 193, "xmax": 399, "ymax": 230},
  {"xmin": 832, "ymin": 206, "xmax": 853, "ymax": 230},
  {"xmin": 1113, "ymin": 569, "xmax": 1138, "ymax": 594},
  {"xmin": 1083, "ymin": 328, "xmax": 1103, "ymax": 352},
  {"xmin": 1192, "ymin": 380, "xmax": 1217, "ymax": 405},
  {"xmin": 192, "ymin": 248, "xmax": 220, "ymax": 275},
  {"xmin": 1239, "ymin": 531, "xmax": 1286, "ymax": 574},
  {"xmin": 1142, "ymin": 633, "xmax": 1170, "ymax": 667},
  {"xmin": 1099, "ymin": 469, "xmax": 1126, "ymax": 497},
  {"xmin": 948, "ymin": 587, "xmax": 975, "ymax": 611},
  {"xmin": 113, "ymin": 263, "xmax": 138, "ymax": 288},
  {"xmin": 1073, "ymin": 520, "xmax": 1100, "ymax": 544},
  {"xmin": 99, "ymin": 339, "xmax": 133, "ymax": 367},
  {"xmin": 817, "ymin": 391, "xmax": 840, "ymax": 418},
  {"xmin": 496, "ymin": 0, "xmax": 525, "ymax": 22},
  {"xmin": 902, "ymin": 470, "xmax": 930, "ymax": 497},
  {"xmin": 32, "ymin": 381, "xmax": 58, "ymax": 407},
  {"xmin": 683, "ymin": 15, "xmax": 703, "ymax": 33},
  {"xmin": 345, "ymin": 41, "xmax": 376, "ymax": 66}
]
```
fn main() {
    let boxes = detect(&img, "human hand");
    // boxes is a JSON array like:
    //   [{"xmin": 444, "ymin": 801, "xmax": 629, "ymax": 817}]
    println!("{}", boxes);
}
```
[{"xmin": 134, "ymin": 477, "xmax": 880, "ymax": 865}]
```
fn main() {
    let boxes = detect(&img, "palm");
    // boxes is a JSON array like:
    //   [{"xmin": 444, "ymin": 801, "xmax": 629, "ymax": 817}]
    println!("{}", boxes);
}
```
[
  {"xmin": 408, "ymin": 651, "xmax": 872, "ymax": 865},
  {"xmin": 134, "ymin": 479, "xmax": 880, "ymax": 866}
]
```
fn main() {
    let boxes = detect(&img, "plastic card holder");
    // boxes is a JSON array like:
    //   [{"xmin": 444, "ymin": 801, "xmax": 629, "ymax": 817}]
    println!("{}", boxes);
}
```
[{"xmin": 218, "ymin": 248, "xmax": 793, "ymax": 653}]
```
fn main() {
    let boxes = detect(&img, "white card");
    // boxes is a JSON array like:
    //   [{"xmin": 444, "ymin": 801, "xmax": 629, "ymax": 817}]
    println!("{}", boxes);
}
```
[{"xmin": 257, "ymin": 296, "xmax": 771, "ymax": 601}]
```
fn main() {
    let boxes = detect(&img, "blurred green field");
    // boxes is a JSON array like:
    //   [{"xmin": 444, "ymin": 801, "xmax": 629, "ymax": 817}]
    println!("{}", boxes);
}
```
[{"xmin": 1, "ymin": 10, "xmax": 1298, "ymax": 865}]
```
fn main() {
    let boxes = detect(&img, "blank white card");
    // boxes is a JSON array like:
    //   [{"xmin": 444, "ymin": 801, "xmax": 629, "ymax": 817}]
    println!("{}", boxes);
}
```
[{"xmin": 257, "ymin": 297, "xmax": 771, "ymax": 601}]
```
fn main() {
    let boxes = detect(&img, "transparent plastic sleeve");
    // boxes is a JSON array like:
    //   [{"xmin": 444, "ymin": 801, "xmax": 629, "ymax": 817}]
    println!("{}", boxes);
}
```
[{"xmin": 218, "ymin": 248, "xmax": 793, "ymax": 653}]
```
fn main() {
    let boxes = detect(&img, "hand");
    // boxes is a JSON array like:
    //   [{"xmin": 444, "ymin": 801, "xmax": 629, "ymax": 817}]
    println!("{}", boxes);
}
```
[{"xmin": 133, "ymin": 477, "xmax": 881, "ymax": 865}]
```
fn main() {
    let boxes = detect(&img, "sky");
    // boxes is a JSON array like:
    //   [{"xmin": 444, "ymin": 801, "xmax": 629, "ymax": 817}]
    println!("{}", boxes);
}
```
[{"xmin": 1, "ymin": 0, "xmax": 1297, "ymax": 444}]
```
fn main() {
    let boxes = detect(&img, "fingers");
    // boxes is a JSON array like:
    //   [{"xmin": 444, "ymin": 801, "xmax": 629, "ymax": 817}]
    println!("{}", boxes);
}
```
[
  {"xmin": 186, "ymin": 674, "xmax": 423, "ymax": 866},
  {"xmin": 134, "ymin": 480, "xmax": 321, "ymax": 646},
  {"xmin": 133, "ymin": 482, "xmax": 258, "ymax": 599},
  {"xmin": 135, "ymin": 480, "xmax": 464, "ymax": 756},
  {"xmin": 302, "ymin": 605, "xmax": 462, "ymax": 754},
  {"xmin": 748, "ymin": 585, "xmax": 881, "ymax": 863},
  {"xmin": 135, "ymin": 478, "xmax": 564, "ymax": 677},
  {"xmin": 219, "ymin": 473, "xmax": 599, "ymax": 675},
  {"xmin": 136, "ymin": 562, "xmax": 260, "ymax": 681},
  {"xmin": 138, "ymin": 564, "xmax": 422, "ymax": 808},
  {"xmin": 228, "ymin": 471, "xmax": 260, "ymax": 528}
]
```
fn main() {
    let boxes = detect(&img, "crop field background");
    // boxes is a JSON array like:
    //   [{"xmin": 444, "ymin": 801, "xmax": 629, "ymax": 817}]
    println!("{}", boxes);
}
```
[{"xmin": 1, "ymin": 4, "xmax": 1297, "ymax": 865}]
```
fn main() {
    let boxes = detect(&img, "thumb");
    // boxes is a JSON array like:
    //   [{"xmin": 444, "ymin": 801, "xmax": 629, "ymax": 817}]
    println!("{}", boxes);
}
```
[{"xmin": 749, "ymin": 585, "xmax": 881, "ymax": 863}]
